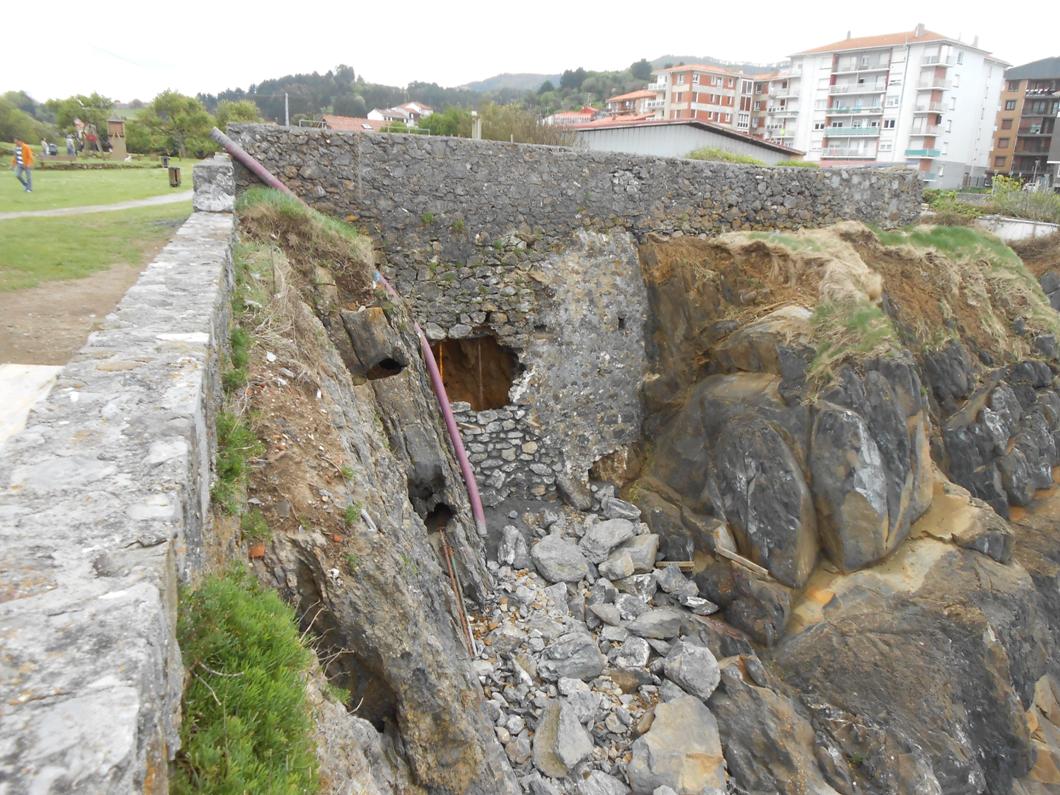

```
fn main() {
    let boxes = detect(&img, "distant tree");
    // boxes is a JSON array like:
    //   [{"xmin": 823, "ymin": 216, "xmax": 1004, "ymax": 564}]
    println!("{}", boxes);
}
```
[
  {"xmin": 418, "ymin": 107, "xmax": 472, "ymax": 137},
  {"xmin": 538, "ymin": 80, "xmax": 555, "ymax": 94},
  {"xmin": 478, "ymin": 102, "xmax": 573, "ymax": 146},
  {"xmin": 0, "ymin": 97, "xmax": 54, "ymax": 144},
  {"xmin": 124, "ymin": 119, "xmax": 161, "ymax": 154},
  {"xmin": 332, "ymin": 94, "xmax": 367, "ymax": 117},
  {"xmin": 129, "ymin": 98, "xmax": 144, "ymax": 109},
  {"xmin": 45, "ymin": 93, "xmax": 113, "ymax": 134},
  {"xmin": 215, "ymin": 99, "xmax": 262, "ymax": 130},
  {"xmin": 630, "ymin": 59, "xmax": 652, "ymax": 81},
  {"xmin": 560, "ymin": 68, "xmax": 588, "ymax": 91},
  {"xmin": 139, "ymin": 90, "xmax": 215, "ymax": 158}
]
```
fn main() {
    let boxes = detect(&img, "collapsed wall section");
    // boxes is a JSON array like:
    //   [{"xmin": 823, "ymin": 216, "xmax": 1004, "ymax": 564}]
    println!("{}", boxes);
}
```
[
  {"xmin": 229, "ymin": 124, "xmax": 921, "ymax": 502},
  {"xmin": 0, "ymin": 189, "xmax": 234, "ymax": 791}
]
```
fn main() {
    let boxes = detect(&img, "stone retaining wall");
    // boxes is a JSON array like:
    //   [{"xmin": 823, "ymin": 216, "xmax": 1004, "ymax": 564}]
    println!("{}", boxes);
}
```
[
  {"xmin": 0, "ymin": 175, "xmax": 235, "ymax": 792},
  {"xmin": 229, "ymin": 125, "xmax": 921, "ymax": 502}
]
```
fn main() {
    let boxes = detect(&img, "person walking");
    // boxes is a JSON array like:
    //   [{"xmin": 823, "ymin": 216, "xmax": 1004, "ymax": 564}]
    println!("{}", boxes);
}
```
[
  {"xmin": 65, "ymin": 135, "xmax": 75, "ymax": 156},
  {"xmin": 11, "ymin": 139, "xmax": 34, "ymax": 192}
]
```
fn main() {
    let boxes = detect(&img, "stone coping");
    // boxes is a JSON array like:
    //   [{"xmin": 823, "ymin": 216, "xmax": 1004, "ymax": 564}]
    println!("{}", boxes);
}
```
[{"xmin": 0, "ymin": 206, "xmax": 234, "ymax": 792}]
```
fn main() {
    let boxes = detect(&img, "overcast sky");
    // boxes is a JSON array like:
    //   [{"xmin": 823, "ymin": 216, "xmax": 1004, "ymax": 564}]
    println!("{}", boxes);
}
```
[{"xmin": 4, "ymin": 0, "xmax": 1053, "ymax": 103}]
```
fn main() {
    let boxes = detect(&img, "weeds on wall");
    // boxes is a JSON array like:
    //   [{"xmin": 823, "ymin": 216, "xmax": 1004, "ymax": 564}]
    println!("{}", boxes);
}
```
[{"xmin": 171, "ymin": 566, "xmax": 318, "ymax": 794}]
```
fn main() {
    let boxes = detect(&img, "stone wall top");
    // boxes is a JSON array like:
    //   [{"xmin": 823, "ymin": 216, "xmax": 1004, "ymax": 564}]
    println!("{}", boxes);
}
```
[{"xmin": 0, "ymin": 208, "xmax": 234, "ymax": 792}]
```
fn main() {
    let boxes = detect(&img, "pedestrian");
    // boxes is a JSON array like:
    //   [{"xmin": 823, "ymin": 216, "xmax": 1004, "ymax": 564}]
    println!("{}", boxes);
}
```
[
  {"xmin": 11, "ymin": 139, "xmax": 34, "ymax": 192},
  {"xmin": 40, "ymin": 138, "xmax": 48, "ymax": 158},
  {"xmin": 65, "ymin": 135, "xmax": 75, "ymax": 156}
]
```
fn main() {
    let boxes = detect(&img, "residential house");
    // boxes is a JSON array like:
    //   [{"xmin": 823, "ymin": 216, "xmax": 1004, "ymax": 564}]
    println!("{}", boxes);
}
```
[
  {"xmin": 645, "ymin": 64, "xmax": 755, "ymax": 132},
  {"xmin": 605, "ymin": 89, "xmax": 658, "ymax": 117},
  {"xmin": 321, "ymin": 115, "xmax": 388, "ymax": 133},
  {"xmin": 990, "ymin": 56, "xmax": 1060, "ymax": 187},
  {"xmin": 367, "ymin": 101, "xmax": 434, "ymax": 128},
  {"xmin": 542, "ymin": 107, "xmax": 600, "ymax": 126}
]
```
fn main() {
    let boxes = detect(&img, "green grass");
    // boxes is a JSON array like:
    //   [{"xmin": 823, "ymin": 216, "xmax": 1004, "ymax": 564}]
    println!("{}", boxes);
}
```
[
  {"xmin": 809, "ymin": 300, "xmax": 899, "ymax": 383},
  {"xmin": 873, "ymin": 225, "xmax": 1021, "ymax": 270},
  {"xmin": 686, "ymin": 147, "xmax": 766, "ymax": 166},
  {"xmin": 776, "ymin": 159, "xmax": 819, "ymax": 168},
  {"xmin": 172, "ymin": 566, "xmax": 318, "ymax": 794},
  {"xmin": 236, "ymin": 186, "xmax": 364, "ymax": 247},
  {"xmin": 744, "ymin": 230, "xmax": 828, "ymax": 253},
  {"xmin": 223, "ymin": 326, "xmax": 251, "ymax": 393},
  {"xmin": 0, "ymin": 160, "xmax": 199, "ymax": 212},
  {"xmin": 240, "ymin": 508, "xmax": 272, "ymax": 543},
  {"xmin": 0, "ymin": 202, "xmax": 191, "ymax": 290},
  {"xmin": 212, "ymin": 411, "xmax": 264, "ymax": 515}
]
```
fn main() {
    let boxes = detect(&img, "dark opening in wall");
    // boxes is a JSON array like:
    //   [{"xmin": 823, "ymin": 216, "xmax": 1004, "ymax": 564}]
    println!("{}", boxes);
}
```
[
  {"xmin": 429, "ymin": 335, "xmax": 520, "ymax": 411},
  {"xmin": 365, "ymin": 356, "xmax": 406, "ymax": 380},
  {"xmin": 425, "ymin": 503, "xmax": 454, "ymax": 532}
]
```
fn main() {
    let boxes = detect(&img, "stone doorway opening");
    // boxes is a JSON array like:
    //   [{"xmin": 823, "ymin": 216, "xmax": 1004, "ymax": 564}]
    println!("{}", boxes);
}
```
[{"xmin": 429, "ymin": 335, "xmax": 520, "ymax": 411}]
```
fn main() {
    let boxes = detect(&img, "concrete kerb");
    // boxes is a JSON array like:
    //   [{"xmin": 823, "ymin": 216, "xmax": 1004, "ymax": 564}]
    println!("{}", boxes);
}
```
[{"xmin": 0, "ymin": 158, "xmax": 236, "ymax": 792}]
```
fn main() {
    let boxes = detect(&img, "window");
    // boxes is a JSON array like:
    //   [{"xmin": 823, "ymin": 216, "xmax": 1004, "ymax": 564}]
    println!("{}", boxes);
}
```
[
  {"xmin": 813, "ymin": 121, "xmax": 825, "ymax": 130},
  {"xmin": 1001, "ymin": 118, "xmax": 1013, "ymax": 130},
  {"xmin": 889, "ymin": 78, "xmax": 902, "ymax": 86},
  {"xmin": 886, "ymin": 97, "xmax": 899, "ymax": 107},
  {"xmin": 956, "ymin": 51, "xmax": 963, "ymax": 64},
  {"xmin": 1005, "ymin": 100, "xmax": 1017, "ymax": 110},
  {"xmin": 998, "ymin": 138, "xmax": 1010, "ymax": 148},
  {"xmin": 945, "ymin": 119, "xmax": 952, "ymax": 133},
  {"xmin": 831, "ymin": 121, "xmax": 843, "ymax": 128},
  {"xmin": 1007, "ymin": 80, "xmax": 1020, "ymax": 91},
  {"xmin": 994, "ymin": 155, "xmax": 1006, "ymax": 167},
  {"xmin": 692, "ymin": 72, "xmax": 701, "ymax": 84},
  {"xmin": 880, "ymin": 142, "xmax": 893, "ymax": 152},
  {"xmin": 883, "ymin": 119, "xmax": 896, "ymax": 129},
  {"xmin": 950, "ymin": 97, "xmax": 957, "ymax": 110}
]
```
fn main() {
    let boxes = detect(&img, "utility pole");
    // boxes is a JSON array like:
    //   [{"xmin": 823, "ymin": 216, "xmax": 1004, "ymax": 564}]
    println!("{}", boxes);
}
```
[{"xmin": 284, "ymin": 92, "xmax": 289, "ymax": 126}]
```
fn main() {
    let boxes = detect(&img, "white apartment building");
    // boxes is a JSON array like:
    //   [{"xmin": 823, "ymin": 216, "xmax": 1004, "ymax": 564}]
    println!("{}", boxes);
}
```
[{"xmin": 777, "ymin": 25, "xmax": 1007, "ymax": 187}]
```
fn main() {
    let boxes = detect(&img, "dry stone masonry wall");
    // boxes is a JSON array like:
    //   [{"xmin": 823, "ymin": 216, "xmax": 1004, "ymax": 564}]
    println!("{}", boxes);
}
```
[{"xmin": 230, "ymin": 124, "xmax": 921, "ymax": 502}]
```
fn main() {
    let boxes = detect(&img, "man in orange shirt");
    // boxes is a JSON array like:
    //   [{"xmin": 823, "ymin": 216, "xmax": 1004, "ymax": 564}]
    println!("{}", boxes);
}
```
[{"xmin": 11, "ymin": 139, "xmax": 34, "ymax": 192}]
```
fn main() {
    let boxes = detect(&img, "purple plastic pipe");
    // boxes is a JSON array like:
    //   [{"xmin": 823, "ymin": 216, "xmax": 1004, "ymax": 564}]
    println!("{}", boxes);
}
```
[
  {"xmin": 211, "ymin": 128, "xmax": 488, "ymax": 536},
  {"xmin": 210, "ymin": 127, "xmax": 296, "ymax": 197}
]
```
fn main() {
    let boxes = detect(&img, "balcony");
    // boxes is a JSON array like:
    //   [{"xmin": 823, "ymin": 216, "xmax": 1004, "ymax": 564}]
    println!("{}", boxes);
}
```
[
  {"xmin": 905, "ymin": 148, "xmax": 941, "ymax": 158},
  {"xmin": 822, "ymin": 148, "xmax": 877, "ymax": 159},
  {"xmin": 825, "ymin": 127, "xmax": 881, "ymax": 137},
  {"xmin": 916, "ymin": 80, "xmax": 952, "ymax": 90},
  {"xmin": 913, "ymin": 103, "xmax": 945, "ymax": 113},
  {"xmin": 829, "ymin": 84, "xmax": 886, "ymax": 95},
  {"xmin": 645, "ymin": 99, "xmax": 665, "ymax": 110},
  {"xmin": 909, "ymin": 126, "xmax": 940, "ymax": 136},
  {"xmin": 832, "ymin": 60, "xmax": 891, "ymax": 75},
  {"xmin": 922, "ymin": 55, "xmax": 955, "ymax": 66},
  {"xmin": 827, "ymin": 105, "xmax": 884, "ymax": 114}
]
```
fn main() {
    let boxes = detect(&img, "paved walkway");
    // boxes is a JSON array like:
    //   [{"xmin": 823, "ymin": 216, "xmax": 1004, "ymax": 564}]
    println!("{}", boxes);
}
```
[{"xmin": 0, "ymin": 190, "xmax": 193, "ymax": 221}]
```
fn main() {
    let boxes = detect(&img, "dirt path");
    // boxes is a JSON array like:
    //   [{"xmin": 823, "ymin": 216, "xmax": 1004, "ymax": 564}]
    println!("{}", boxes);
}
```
[
  {"xmin": 0, "ymin": 191, "xmax": 192, "ymax": 221},
  {"xmin": 0, "ymin": 260, "xmax": 148, "ymax": 365}
]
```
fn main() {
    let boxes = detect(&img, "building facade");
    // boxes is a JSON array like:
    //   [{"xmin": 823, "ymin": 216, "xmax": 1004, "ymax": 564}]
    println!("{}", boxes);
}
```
[
  {"xmin": 780, "ymin": 25, "xmax": 1007, "ymax": 187},
  {"xmin": 990, "ymin": 57, "xmax": 1060, "ymax": 187},
  {"xmin": 645, "ymin": 64, "xmax": 756, "ymax": 134}
]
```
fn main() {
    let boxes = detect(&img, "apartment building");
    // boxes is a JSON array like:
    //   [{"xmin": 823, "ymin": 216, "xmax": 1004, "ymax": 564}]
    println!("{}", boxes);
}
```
[
  {"xmin": 780, "ymin": 25, "xmax": 1007, "ymax": 187},
  {"xmin": 752, "ymin": 71, "xmax": 802, "ymax": 146},
  {"xmin": 645, "ymin": 64, "xmax": 756, "ymax": 134},
  {"xmin": 989, "ymin": 57, "xmax": 1060, "ymax": 186},
  {"xmin": 605, "ymin": 89, "xmax": 657, "ymax": 116}
]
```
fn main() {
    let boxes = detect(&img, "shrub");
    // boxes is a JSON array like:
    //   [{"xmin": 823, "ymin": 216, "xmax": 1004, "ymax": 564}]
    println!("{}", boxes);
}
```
[
  {"xmin": 776, "ymin": 159, "xmax": 819, "ymax": 168},
  {"xmin": 686, "ymin": 147, "xmax": 766, "ymax": 166},
  {"xmin": 172, "ymin": 567, "xmax": 317, "ymax": 794}
]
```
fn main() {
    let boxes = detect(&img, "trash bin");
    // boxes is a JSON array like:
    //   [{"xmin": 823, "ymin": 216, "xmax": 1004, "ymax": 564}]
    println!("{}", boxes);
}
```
[
  {"xmin": 161, "ymin": 155, "xmax": 170, "ymax": 168},
  {"xmin": 168, "ymin": 166, "xmax": 181, "ymax": 187}
]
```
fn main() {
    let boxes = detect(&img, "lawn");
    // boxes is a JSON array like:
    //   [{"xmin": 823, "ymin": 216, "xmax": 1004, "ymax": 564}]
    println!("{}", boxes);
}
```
[
  {"xmin": 0, "ymin": 201, "xmax": 192, "ymax": 290},
  {"xmin": 0, "ymin": 159, "xmax": 199, "ymax": 212}
]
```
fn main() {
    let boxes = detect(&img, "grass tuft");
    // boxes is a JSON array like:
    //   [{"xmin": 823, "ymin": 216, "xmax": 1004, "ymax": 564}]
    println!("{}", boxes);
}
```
[
  {"xmin": 240, "ymin": 508, "xmax": 271, "ymax": 543},
  {"xmin": 686, "ymin": 147, "xmax": 765, "ymax": 166},
  {"xmin": 172, "ymin": 566, "xmax": 317, "ymax": 794},
  {"xmin": 212, "ymin": 412, "xmax": 264, "ymax": 514}
]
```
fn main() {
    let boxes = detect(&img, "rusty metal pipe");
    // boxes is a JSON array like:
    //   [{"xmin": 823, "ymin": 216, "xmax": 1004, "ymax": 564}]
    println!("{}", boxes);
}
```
[{"xmin": 210, "ymin": 127, "xmax": 296, "ymax": 197}]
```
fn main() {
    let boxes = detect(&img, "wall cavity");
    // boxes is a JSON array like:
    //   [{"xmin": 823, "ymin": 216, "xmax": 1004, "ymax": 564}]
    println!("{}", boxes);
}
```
[{"xmin": 229, "ymin": 124, "xmax": 921, "ymax": 502}]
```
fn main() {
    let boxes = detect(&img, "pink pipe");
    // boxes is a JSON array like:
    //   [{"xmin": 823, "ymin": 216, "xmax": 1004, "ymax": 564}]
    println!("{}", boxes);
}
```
[
  {"xmin": 375, "ymin": 273, "xmax": 488, "ymax": 537},
  {"xmin": 210, "ymin": 127, "xmax": 297, "ymax": 197},
  {"xmin": 211, "ymin": 130, "xmax": 489, "ymax": 537}
]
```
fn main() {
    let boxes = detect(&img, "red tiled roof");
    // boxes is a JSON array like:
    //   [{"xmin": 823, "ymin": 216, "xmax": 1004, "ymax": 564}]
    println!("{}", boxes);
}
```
[
  {"xmin": 795, "ymin": 29, "xmax": 946, "ymax": 55},
  {"xmin": 322, "ymin": 115, "xmax": 387, "ymax": 132},
  {"xmin": 577, "ymin": 113, "xmax": 656, "ymax": 127},
  {"xmin": 654, "ymin": 63, "xmax": 739, "ymax": 76},
  {"xmin": 607, "ymin": 89, "xmax": 657, "ymax": 103}
]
